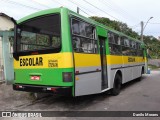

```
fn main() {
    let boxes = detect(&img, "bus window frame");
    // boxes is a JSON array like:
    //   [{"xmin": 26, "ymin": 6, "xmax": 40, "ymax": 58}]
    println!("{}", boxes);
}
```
[
  {"xmin": 108, "ymin": 31, "xmax": 122, "ymax": 56},
  {"xmin": 14, "ymin": 13, "xmax": 62, "ymax": 57},
  {"xmin": 70, "ymin": 16, "xmax": 98, "ymax": 54}
]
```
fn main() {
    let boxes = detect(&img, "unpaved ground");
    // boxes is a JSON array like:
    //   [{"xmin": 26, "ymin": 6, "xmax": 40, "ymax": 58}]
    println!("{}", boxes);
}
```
[
  {"xmin": 0, "ymin": 70, "xmax": 160, "ymax": 120},
  {"xmin": 0, "ymin": 83, "xmax": 34, "ymax": 111}
]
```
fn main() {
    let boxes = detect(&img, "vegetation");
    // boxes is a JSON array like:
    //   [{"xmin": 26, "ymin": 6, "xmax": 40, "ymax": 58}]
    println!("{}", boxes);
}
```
[
  {"xmin": 148, "ymin": 64, "xmax": 160, "ymax": 70},
  {"xmin": 90, "ymin": 16, "xmax": 160, "ymax": 59}
]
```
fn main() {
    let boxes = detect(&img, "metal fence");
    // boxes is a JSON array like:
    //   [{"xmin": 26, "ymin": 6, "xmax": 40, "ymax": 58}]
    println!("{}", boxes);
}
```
[{"xmin": 0, "ymin": 37, "xmax": 4, "ymax": 81}]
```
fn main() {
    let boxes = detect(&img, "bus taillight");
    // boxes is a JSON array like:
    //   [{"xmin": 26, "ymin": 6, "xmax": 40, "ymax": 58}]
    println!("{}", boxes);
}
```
[
  {"xmin": 16, "ymin": 85, "xmax": 23, "ymax": 89},
  {"xmin": 63, "ymin": 72, "xmax": 72, "ymax": 82}
]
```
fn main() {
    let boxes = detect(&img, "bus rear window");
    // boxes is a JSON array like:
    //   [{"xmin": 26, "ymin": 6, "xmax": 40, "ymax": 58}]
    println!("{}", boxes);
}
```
[{"xmin": 16, "ymin": 14, "xmax": 61, "ymax": 53}]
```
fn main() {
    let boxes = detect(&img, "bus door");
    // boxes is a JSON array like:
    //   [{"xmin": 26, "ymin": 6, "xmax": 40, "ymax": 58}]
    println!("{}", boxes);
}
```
[{"xmin": 99, "ymin": 36, "xmax": 108, "ymax": 90}]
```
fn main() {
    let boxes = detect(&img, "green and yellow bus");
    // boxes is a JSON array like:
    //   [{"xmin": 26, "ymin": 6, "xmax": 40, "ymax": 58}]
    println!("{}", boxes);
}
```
[{"xmin": 13, "ymin": 7, "xmax": 147, "ymax": 96}]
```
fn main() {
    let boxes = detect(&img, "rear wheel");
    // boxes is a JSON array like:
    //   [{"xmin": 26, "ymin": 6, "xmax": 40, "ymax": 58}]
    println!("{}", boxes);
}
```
[{"xmin": 111, "ymin": 74, "xmax": 122, "ymax": 96}]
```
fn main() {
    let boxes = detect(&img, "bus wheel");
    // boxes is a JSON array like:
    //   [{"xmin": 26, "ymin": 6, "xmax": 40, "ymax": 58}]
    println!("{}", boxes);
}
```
[{"xmin": 111, "ymin": 74, "xmax": 122, "ymax": 96}]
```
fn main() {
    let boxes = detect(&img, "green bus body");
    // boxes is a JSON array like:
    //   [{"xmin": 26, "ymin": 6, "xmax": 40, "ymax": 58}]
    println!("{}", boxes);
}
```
[{"xmin": 13, "ymin": 7, "xmax": 147, "ymax": 97}]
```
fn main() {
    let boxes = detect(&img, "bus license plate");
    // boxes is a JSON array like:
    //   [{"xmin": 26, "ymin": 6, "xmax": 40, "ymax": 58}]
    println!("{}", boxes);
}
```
[{"xmin": 30, "ymin": 76, "xmax": 40, "ymax": 80}]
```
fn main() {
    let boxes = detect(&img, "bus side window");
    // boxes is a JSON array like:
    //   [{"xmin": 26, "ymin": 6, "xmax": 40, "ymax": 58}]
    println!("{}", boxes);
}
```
[
  {"xmin": 71, "ymin": 18, "xmax": 97, "ymax": 54},
  {"xmin": 137, "ymin": 43, "xmax": 143, "ymax": 57},
  {"xmin": 130, "ymin": 40, "xmax": 136, "ymax": 56},
  {"xmin": 122, "ymin": 46, "xmax": 130, "ymax": 56},
  {"xmin": 73, "ymin": 37, "xmax": 84, "ymax": 52},
  {"xmin": 121, "ymin": 37, "xmax": 133, "ymax": 56},
  {"xmin": 72, "ymin": 19, "xmax": 80, "ymax": 35},
  {"xmin": 108, "ymin": 32, "xmax": 122, "ymax": 55},
  {"xmin": 124, "ymin": 38, "xmax": 130, "ymax": 47},
  {"xmin": 121, "ymin": 37, "xmax": 124, "ymax": 45},
  {"xmin": 109, "ymin": 43, "xmax": 115, "ymax": 55},
  {"xmin": 108, "ymin": 32, "xmax": 115, "ymax": 43}
]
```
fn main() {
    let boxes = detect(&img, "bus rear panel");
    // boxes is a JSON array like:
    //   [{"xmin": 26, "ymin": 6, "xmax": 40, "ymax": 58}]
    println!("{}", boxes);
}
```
[{"xmin": 13, "ymin": 8, "xmax": 75, "ymax": 96}]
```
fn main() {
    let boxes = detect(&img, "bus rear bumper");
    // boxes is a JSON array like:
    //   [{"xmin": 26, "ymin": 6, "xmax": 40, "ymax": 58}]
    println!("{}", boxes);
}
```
[{"xmin": 13, "ymin": 84, "xmax": 72, "ymax": 96}]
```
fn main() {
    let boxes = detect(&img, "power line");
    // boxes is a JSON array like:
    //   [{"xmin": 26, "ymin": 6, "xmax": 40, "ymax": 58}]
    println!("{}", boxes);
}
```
[
  {"xmin": 53, "ymin": 0, "xmax": 91, "ymax": 16},
  {"xmin": 50, "ymin": 0, "xmax": 63, "ymax": 6},
  {"xmin": 81, "ymin": 0, "xmax": 120, "ymax": 21},
  {"xmin": 102, "ymin": 0, "xmax": 139, "ymax": 22},
  {"xmin": 98, "ymin": 0, "xmax": 130, "ymax": 21},
  {"xmin": 30, "ymin": 0, "xmax": 50, "ymax": 9},
  {"xmin": 130, "ymin": 23, "xmax": 140, "ymax": 29},
  {"xmin": 99, "ymin": 0, "xmax": 139, "ymax": 22},
  {"xmin": 79, "ymin": 8, "xmax": 91, "ymax": 16},
  {"xmin": 2, "ymin": 0, "xmax": 42, "ymax": 11},
  {"xmin": 148, "ymin": 22, "xmax": 160, "ymax": 24},
  {"xmin": 67, "ymin": 0, "xmax": 95, "ymax": 16}
]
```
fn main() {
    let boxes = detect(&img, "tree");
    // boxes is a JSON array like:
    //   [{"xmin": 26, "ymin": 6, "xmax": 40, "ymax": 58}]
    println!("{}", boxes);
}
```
[{"xmin": 90, "ymin": 16, "xmax": 160, "ymax": 59}]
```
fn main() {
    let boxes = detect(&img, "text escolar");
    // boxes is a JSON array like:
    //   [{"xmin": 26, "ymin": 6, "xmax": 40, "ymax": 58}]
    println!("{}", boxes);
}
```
[{"xmin": 20, "ymin": 57, "xmax": 43, "ymax": 66}]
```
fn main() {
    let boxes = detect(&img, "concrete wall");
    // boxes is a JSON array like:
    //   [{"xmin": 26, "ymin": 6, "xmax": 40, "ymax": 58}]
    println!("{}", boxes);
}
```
[
  {"xmin": 148, "ymin": 59, "xmax": 160, "ymax": 67},
  {"xmin": 0, "ymin": 37, "xmax": 3, "ymax": 67},
  {"xmin": 0, "ymin": 37, "xmax": 4, "ymax": 80},
  {"xmin": 0, "ymin": 16, "xmax": 14, "ymax": 31},
  {"xmin": 0, "ymin": 15, "xmax": 14, "ymax": 81},
  {"xmin": 0, "ymin": 37, "xmax": 3, "ymax": 64},
  {"xmin": 0, "ymin": 16, "xmax": 14, "ymax": 68}
]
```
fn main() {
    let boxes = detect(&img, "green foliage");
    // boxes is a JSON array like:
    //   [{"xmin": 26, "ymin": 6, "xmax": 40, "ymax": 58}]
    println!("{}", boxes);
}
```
[
  {"xmin": 90, "ymin": 16, "xmax": 139, "ymax": 38},
  {"xmin": 142, "ymin": 35, "xmax": 160, "ymax": 58},
  {"xmin": 90, "ymin": 16, "xmax": 160, "ymax": 58},
  {"xmin": 148, "ymin": 64, "xmax": 159, "ymax": 70}
]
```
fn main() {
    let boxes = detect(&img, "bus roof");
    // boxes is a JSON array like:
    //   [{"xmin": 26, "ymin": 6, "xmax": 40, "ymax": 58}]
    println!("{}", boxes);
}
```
[
  {"xmin": 17, "ymin": 7, "xmax": 61, "ymax": 24},
  {"xmin": 17, "ymin": 7, "xmax": 143, "ymax": 44}
]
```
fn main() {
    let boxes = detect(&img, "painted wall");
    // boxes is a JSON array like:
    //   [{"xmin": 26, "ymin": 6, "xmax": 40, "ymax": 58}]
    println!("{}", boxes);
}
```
[
  {"xmin": 0, "ymin": 16, "xmax": 14, "ymax": 81},
  {"xmin": 0, "ymin": 37, "xmax": 3, "ymax": 68},
  {"xmin": 0, "ymin": 16, "xmax": 14, "ymax": 31},
  {"xmin": 0, "ymin": 15, "xmax": 14, "ymax": 69}
]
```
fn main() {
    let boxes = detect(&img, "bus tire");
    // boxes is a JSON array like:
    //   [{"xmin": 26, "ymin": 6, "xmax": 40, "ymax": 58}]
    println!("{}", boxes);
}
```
[{"xmin": 111, "ymin": 74, "xmax": 122, "ymax": 96}]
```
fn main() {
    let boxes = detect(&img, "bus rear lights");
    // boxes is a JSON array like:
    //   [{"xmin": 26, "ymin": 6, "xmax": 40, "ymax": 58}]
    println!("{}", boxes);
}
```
[
  {"xmin": 16, "ymin": 85, "xmax": 23, "ymax": 89},
  {"xmin": 47, "ymin": 88, "xmax": 57, "ymax": 92},
  {"xmin": 30, "ymin": 76, "xmax": 40, "ymax": 80},
  {"xmin": 96, "ymin": 69, "xmax": 100, "ymax": 71},
  {"xmin": 63, "ymin": 72, "xmax": 72, "ymax": 82},
  {"xmin": 75, "ymin": 71, "xmax": 79, "ymax": 74}
]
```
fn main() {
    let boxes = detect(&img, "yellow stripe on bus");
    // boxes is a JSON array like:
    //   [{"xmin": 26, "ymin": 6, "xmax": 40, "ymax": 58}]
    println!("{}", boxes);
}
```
[
  {"xmin": 74, "ymin": 53, "xmax": 101, "ymax": 67},
  {"xmin": 14, "ymin": 52, "xmax": 146, "ymax": 69},
  {"xmin": 74, "ymin": 53, "xmax": 145, "ymax": 67},
  {"xmin": 14, "ymin": 52, "xmax": 74, "ymax": 69},
  {"xmin": 107, "ymin": 55, "xmax": 145, "ymax": 65}
]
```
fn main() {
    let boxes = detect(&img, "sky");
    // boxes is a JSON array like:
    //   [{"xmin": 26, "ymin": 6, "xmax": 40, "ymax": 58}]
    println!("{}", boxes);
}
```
[{"xmin": 0, "ymin": 0, "xmax": 160, "ymax": 38}]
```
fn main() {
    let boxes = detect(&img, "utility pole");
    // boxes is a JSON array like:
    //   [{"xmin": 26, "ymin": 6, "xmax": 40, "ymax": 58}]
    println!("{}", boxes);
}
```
[
  {"xmin": 140, "ymin": 21, "xmax": 144, "ymax": 42},
  {"xmin": 140, "ymin": 17, "xmax": 153, "ymax": 74},
  {"xmin": 77, "ymin": 7, "xmax": 79, "ymax": 14},
  {"xmin": 140, "ymin": 17, "xmax": 153, "ymax": 42}
]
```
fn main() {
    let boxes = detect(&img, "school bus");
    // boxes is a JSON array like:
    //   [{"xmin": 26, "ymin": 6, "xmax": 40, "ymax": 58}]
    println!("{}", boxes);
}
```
[{"xmin": 13, "ymin": 7, "xmax": 147, "ymax": 96}]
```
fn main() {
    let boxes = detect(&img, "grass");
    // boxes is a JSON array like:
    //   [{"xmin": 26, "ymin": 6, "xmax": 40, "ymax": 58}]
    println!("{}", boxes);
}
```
[{"xmin": 148, "ymin": 64, "xmax": 160, "ymax": 70}]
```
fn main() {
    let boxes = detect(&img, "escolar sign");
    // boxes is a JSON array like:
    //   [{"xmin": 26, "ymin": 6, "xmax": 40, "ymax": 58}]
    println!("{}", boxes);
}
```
[{"xmin": 20, "ymin": 57, "xmax": 43, "ymax": 66}]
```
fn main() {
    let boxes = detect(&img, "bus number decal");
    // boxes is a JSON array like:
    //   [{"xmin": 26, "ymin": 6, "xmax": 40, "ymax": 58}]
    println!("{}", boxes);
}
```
[
  {"xmin": 128, "ymin": 57, "xmax": 135, "ymax": 62},
  {"xmin": 48, "ymin": 60, "xmax": 58, "ymax": 68}
]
